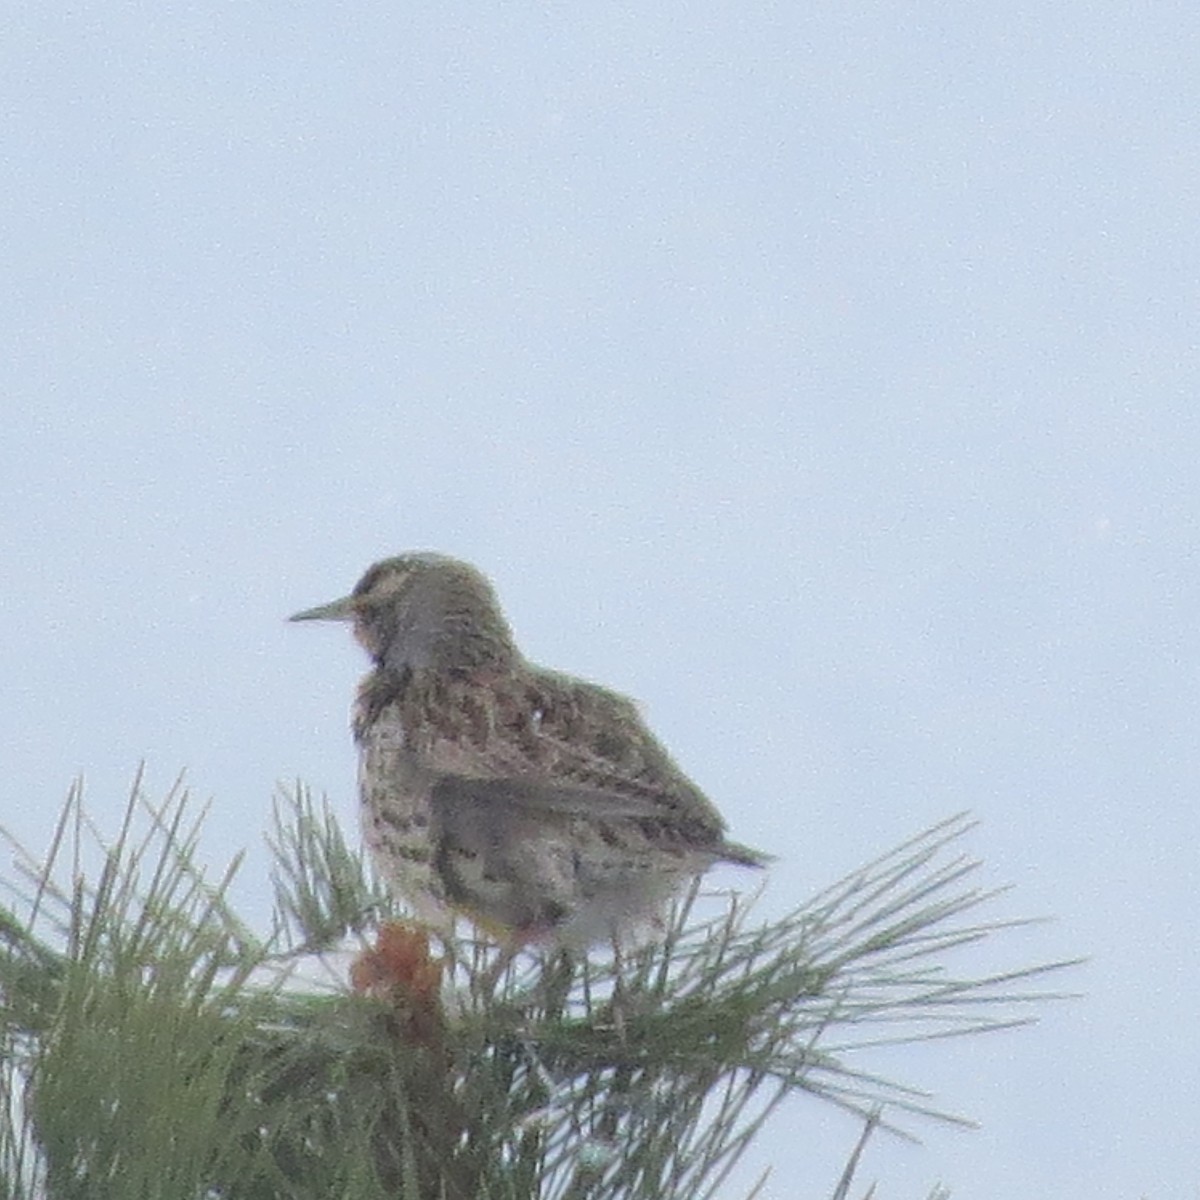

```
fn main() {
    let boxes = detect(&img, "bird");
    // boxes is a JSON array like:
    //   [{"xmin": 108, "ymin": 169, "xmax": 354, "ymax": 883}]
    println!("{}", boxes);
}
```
[{"xmin": 289, "ymin": 552, "xmax": 768, "ymax": 955}]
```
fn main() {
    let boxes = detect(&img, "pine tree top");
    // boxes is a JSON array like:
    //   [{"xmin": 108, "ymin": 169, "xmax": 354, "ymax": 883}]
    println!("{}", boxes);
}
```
[{"xmin": 0, "ymin": 775, "xmax": 1076, "ymax": 1200}]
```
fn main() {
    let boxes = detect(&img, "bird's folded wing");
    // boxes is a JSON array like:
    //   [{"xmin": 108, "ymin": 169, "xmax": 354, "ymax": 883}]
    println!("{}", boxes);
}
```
[
  {"xmin": 431, "ymin": 775, "xmax": 771, "ymax": 866},
  {"xmin": 431, "ymin": 774, "xmax": 677, "ymax": 823}
]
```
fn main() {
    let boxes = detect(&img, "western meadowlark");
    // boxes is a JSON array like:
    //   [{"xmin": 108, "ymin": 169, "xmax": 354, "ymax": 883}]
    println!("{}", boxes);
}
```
[{"xmin": 290, "ymin": 552, "xmax": 767, "ymax": 953}]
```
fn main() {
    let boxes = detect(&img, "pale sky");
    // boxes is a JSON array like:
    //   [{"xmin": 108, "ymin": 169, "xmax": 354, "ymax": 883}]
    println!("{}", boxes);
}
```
[{"xmin": 2, "ymin": 4, "xmax": 1198, "ymax": 1196}]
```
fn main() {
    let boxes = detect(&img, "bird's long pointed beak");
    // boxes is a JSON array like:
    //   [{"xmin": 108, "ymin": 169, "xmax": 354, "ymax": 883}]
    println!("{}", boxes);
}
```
[{"xmin": 288, "ymin": 595, "xmax": 358, "ymax": 622}]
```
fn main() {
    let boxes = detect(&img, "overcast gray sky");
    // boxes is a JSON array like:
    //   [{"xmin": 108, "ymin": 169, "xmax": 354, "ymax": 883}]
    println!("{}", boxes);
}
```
[{"xmin": 3, "ymin": 3, "xmax": 1197, "ymax": 1196}]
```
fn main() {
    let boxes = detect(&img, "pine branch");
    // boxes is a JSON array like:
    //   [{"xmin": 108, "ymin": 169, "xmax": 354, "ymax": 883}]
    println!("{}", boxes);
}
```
[{"xmin": 0, "ymin": 777, "xmax": 1076, "ymax": 1200}]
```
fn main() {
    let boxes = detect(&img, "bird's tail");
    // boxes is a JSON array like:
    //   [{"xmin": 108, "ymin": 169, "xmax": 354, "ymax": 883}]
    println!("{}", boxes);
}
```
[{"xmin": 719, "ymin": 839, "xmax": 774, "ymax": 868}]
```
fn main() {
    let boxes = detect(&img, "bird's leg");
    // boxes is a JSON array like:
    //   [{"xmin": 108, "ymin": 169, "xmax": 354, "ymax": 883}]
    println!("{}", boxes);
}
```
[
  {"xmin": 471, "ymin": 942, "xmax": 517, "ymax": 1002},
  {"xmin": 432, "ymin": 918, "xmax": 461, "ymax": 974},
  {"xmin": 609, "ymin": 933, "xmax": 628, "ymax": 1043}
]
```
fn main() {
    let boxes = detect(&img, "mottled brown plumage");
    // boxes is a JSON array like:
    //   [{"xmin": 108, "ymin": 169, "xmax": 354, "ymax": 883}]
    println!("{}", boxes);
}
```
[{"xmin": 290, "ymin": 552, "xmax": 767, "ymax": 950}]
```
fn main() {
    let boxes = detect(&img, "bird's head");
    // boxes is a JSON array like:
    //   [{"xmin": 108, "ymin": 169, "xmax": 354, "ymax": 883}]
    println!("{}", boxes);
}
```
[{"xmin": 289, "ymin": 552, "xmax": 518, "ymax": 674}]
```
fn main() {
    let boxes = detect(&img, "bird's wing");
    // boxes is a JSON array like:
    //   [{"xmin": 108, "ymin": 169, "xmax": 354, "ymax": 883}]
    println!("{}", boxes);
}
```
[
  {"xmin": 384, "ymin": 664, "xmax": 734, "ymax": 834},
  {"xmin": 432, "ymin": 773, "xmax": 675, "ymax": 822},
  {"xmin": 421, "ymin": 702, "xmax": 730, "ymax": 833},
  {"xmin": 430, "ymin": 773, "xmax": 769, "ymax": 867},
  {"xmin": 526, "ymin": 669, "xmax": 732, "ymax": 825}
]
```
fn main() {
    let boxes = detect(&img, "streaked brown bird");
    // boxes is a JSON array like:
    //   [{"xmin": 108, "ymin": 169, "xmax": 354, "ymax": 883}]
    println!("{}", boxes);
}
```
[{"xmin": 290, "ymin": 552, "xmax": 768, "ymax": 953}]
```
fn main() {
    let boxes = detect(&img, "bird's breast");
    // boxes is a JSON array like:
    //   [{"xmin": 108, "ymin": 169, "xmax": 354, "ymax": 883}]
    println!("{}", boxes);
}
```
[{"xmin": 355, "ymin": 703, "xmax": 452, "ymax": 927}]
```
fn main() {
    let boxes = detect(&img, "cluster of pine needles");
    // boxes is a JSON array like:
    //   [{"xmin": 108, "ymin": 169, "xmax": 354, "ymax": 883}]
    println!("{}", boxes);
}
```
[{"xmin": 0, "ymin": 775, "xmax": 1075, "ymax": 1200}]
